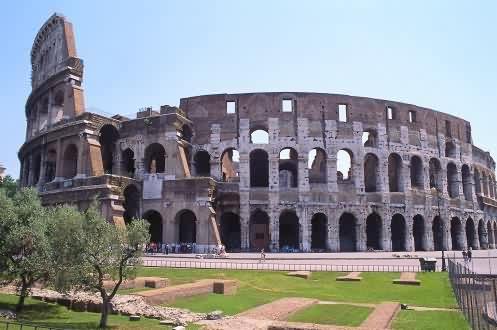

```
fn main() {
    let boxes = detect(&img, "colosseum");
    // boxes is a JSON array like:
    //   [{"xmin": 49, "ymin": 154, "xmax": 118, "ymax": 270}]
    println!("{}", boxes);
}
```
[{"xmin": 19, "ymin": 14, "xmax": 497, "ymax": 253}]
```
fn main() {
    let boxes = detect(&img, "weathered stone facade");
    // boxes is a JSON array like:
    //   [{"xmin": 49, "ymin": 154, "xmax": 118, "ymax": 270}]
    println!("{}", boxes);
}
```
[{"xmin": 19, "ymin": 14, "xmax": 497, "ymax": 252}]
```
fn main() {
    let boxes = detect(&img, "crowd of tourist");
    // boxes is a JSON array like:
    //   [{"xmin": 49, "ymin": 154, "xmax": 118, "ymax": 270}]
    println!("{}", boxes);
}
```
[{"xmin": 145, "ymin": 242, "xmax": 197, "ymax": 254}]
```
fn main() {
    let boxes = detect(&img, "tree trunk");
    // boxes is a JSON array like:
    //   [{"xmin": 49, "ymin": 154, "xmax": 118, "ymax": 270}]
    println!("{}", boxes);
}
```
[
  {"xmin": 99, "ymin": 296, "xmax": 109, "ymax": 328},
  {"xmin": 16, "ymin": 280, "xmax": 29, "ymax": 313}
]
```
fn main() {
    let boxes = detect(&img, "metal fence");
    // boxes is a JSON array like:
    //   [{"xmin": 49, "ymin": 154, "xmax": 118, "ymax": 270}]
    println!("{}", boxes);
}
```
[
  {"xmin": 448, "ymin": 258, "xmax": 497, "ymax": 329},
  {"xmin": 141, "ymin": 258, "xmax": 430, "ymax": 272},
  {"xmin": 0, "ymin": 320, "xmax": 64, "ymax": 330}
]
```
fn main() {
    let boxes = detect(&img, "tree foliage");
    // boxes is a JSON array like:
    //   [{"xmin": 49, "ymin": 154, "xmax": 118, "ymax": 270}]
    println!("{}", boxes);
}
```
[
  {"xmin": 0, "ymin": 188, "xmax": 53, "ymax": 312},
  {"xmin": 0, "ymin": 175, "xmax": 18, "ymax": 198}
]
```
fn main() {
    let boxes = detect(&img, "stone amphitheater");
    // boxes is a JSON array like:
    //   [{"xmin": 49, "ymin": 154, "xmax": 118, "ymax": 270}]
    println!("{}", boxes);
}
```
[{"xmin": 19, "ymin": 13, "xmax": 497, "ymax": 253}]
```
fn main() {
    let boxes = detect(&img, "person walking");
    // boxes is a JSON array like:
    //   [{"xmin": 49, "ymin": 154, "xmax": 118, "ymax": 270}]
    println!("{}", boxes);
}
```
[
  {"xmin": 468, "ymin": 247, "xmax": 472, "ymax": 262},
  {"xmin": 462, "ymin": 249, "xmax": 467, "ymax": 263},
  {"xmin": 260, "ymin": 248, "xmax": 266, "ymax": 263}
]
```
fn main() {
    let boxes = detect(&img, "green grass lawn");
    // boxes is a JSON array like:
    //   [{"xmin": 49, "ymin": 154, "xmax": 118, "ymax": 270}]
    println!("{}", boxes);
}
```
[
  {"xmin": 287, "ymin": 303, "xmax": 373, "ymax": 326},
  {"xmin": 134, "ymin": 267, "xmax": 458, "ymax": 314},
  {"xmin": 0, "ymin": 293, "xmax": 201, "ymax": 330},
  {"xmin": 392, "ymin": 310, "xmax": 470, "ymax": 330}
]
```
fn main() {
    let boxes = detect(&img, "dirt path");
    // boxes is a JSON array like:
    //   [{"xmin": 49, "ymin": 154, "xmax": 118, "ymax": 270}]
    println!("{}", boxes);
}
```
[{"xmin": 238, "ymin": 297, "xmax": 318, "ymax": 320}]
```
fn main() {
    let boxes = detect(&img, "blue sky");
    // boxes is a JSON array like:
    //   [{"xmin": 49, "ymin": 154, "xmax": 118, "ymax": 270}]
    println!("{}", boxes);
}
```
[{"xmin": 1, "ymin": 1, "xmax": 496, "ymax": 177}]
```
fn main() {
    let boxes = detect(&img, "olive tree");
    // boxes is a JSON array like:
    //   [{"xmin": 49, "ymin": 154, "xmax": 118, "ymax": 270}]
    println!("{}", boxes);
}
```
[
  {"xmin": 0, "ymin": 188, "xmax": 53, "ymax": 312},
  {"xmin": 52, "ymin": 205, "xmax": 149, "ymax": 328}
]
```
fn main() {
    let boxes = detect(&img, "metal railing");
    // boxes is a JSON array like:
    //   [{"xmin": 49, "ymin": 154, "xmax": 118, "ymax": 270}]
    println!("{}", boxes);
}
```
[
  {"xmin": 448, "ymin": 258, "xmax": 497, "ymax": 329},
  {"xmin": 141, "ymin": 258, "xmax": 430, "ymax": 272},
  {"xmin": 0, "ymin": 320, "xmax": 65, "ymax": 330}
]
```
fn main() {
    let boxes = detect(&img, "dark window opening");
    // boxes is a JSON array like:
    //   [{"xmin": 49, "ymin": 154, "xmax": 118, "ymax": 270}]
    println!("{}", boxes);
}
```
[
  {"xmin": 122, "ymin": 148, "xmax": 135, "ymax": 177},
  {"xmin": 99, "ymin": 125, "xmax": 119, "ymax": 174},
  {"xmin": 145, "ymin": 143, "xmax": 166, "ymax": 173},
  {"xmin": 250, "ymin": 149, "xmax": 269, "ymax": 187},
  {"xmin": 311, "ymin": 213, "xmax": 327, "ymax": 250},
  {"xmin": 45, "ymin": 150, "xmax": 57, "ymax": 182},
  {"xmin": 391, "ymin": 214, "xmax": 407, "ymax": 252},
  {"xmin": 451, "ymin": 217, "xmax": 463, "ymax": 250},
  {"xmin": 388, "ymin": 153, "xmax": 403, "ymax": 192},
  {"xmin": 364, "ymin": 153, "xmax": 379, "ymax": 192},
  {"xmin": 194, "ymin": 150, "xmax": 211, "ymax": 176},
  {"xmin": 123, "ymin": 185, "xmax": 140, "ymax": 224},
  {"xmin": 366, "ymin": 213, "xmax": 382, "ymax": 250},
  {"xmin": 250, "ymin": 210, "xmax": 269, "ymax": 251},
  {"xmin": 279, "ymin": 148, "xmax": 298, "ymax": 188},
  {"xmin": 143, "ymin": 210, "xmax": 163, "ymax": 244},
  {"xmin": 62, "ymin": 144, "xmax": 78, "ymax": 179},
  {"xmin": 220, "ymin": 212, "xmax": 241, "ymax": 251},
  {"xmin": 178, "ymin": 210, "xmax": 196, "ymax": 243},
  {"xmin": 410, "ymin": 155, "xmax": 424, "ymax": 189},
  {"xmin": 466, "ymin": 218, "xmax": 476, "ymax": 249},
  {"xmin": 432, "ymin": 216, "xmax": 445, "ymax": 251},
  {"xmin": 339, "ymin": 213, "xmax": 357, "ymax": 252},
  {"xmin": 413, "ymin": 215, "xmax": 425, "ymax": 251}
]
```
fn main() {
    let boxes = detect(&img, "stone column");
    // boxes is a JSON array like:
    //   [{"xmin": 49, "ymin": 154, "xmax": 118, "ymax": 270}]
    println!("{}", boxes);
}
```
[
  {"xmin": 328, "ymin": 209, "xmax": 339, "ymax": 252},
  {"xmin": 54, "ymin": 139, "xmax": 64, "ymax": 181},
  {"xmin": 239, "ymin": 191, "xmax": 250, "ymax": 250},
  {"xmin": 38, "ymin": 148, "xmax": 47, "ymax": 188}
]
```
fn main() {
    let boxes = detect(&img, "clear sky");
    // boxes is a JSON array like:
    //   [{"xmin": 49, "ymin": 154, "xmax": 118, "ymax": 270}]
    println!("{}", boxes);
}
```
[{"xmin": 1, "ymin": 1, "xmax": 496, "ymax": 178}]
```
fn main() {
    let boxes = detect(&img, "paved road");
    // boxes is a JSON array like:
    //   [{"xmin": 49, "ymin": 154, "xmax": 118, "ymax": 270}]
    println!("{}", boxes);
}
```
[{"xmin": 142, "ymin": 249, "xmax": 497, "ymax": 274}]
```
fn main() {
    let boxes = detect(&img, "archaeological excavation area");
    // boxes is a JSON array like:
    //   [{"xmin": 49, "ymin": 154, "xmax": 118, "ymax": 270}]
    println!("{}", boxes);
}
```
[{"xmin": 18, "ymin": 14, "xmax": 497, "ymax": 253}]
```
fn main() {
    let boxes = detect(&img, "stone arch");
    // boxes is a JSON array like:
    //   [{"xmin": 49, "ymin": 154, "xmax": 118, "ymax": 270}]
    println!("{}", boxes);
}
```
[
  {"xmin": 388, "ymin": 153, "xmax": 403, "ymax": 192},
  {"xmin": 123, "ymin": 184, "xmax": 140, "ymax": 224},
  {"xmin": 279, "ymin": 210, "xmax": 300, "ymax": 250},
  {"xmin": 339, "ymin": 212, "xmax": 357, "ymax": 252},
  {"xmin": 194, "ymin": 150, "xmax": 211, "ymax": 176},
  {"xmin": 478, "ymin": 219, "xmax": 487, "ymax": 249},
  {"xmin": 410, "ymin": 155, "xmax": 424, "ymax": 189},
  {"xmin": 429, "ymin": 158, "xmax": 442, "ymax": 191},
  {"xmin": 451, "ymin": 217, "xmax": 464, "ymax": 250},
  {"xmin": 250, "ymin": 209, "xmax": 270, "ymax": 250},
  {"xmin": 250, "ymin": 149, "xmax": 269, "ymax": 187},
  {"xmin": 62, "ymin": 144, "xmax": 78, "ymax": 179},
  {"xmin": 220, "ymin": 148, "xmax": 239, "ymax": 181},
  {"xmin": 176, "ymin": 210, "xmax": 197, "ymax": 243},
  {"xmin": 311, "ymin": 213, "xmax": 327, "ymax": 250},
  {"xmin": 250, "ymin": 129, "xmax": 269, "ymax": 144},
  {"xmin": 366, "ymin": 213, "xmax": 382, "ymax": 250},
  {"xmin": 413, "ymin": 215, "xmax": 425, "ymax": 251},
  {"xmin": 143, "ymin": 210, "xmax": 163, "ymax": 244},
  {"xmin": 145, "ymin": 143, "xmax": 166, "ymax": 173},
  {"xmin": 364, "ymin": 153, "xmax": 380, "ymax": 192},
  {"xmin": 432, "ymin": 216, "xmax": 445, "ymax": 251},
  {"xmin": 121, "ymin": 148, "xmax": 135, "ymax": 177},
  {"xmin": 279, "ymin": 147, "xmax": 298, "ymax": 188},
  {"xmin": 447, "ymin": 163, "xmax": 459, "ymax": 198},
  {"xmin": 391, "ymin": 214, "xmax": 407, "ymax": 252},
  {"xmin": 466, "ymin": 218, "xmax": 477, "ymax": 249},
  {"xmin": 461, "ymin": 164, "xmax": 472, "ymax": 201},
  {"xmin": 445, "ymin": 141, "xmax": 456, "ymax": 158},
  {"xmin": 220, "ymin": 212, "xmax": 241, "ymax": 251},
  {"xmin": 337, "ymin": 149, "xmax": 353, "ymax": 181},
  {"xmin": 308, "ymin": 148, "xmax": 327, "ymax": 183},
  {"xmin": 99, "ymin": 124, "xmax": 119, "ymax": 174},
  {"xmin": 45, "ymin": 149, "xmax": 57, "ymax": 182}
]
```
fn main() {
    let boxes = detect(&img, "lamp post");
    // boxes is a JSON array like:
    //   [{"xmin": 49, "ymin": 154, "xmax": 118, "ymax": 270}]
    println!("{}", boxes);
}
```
[{"xmin": 431, "ymin": 187, "xmax": 447, "ymax": 271}]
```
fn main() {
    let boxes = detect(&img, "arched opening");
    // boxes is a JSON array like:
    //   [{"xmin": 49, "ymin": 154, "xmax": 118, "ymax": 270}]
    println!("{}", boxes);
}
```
[
  {"xmin": 451, "ymin": 217, "xmax": 464, "ymax": 250},
  {"xmin": 482, "ymin": 174, "xmax": 489, "ymax": 196},
  {"xmin": 363, "ymin": 129, "xmax": 378, "ymax": 147},
  {"xmin": 38, "ymin": 98, "xmax": 49, "ymax": 130},
  {"xmin": 177, "ymin": 210, "xmax": 196, "ymax": 243},
  {"xmin": 279, "ymin": 148, "xmax": 298, "ymax": 188},
  {"xmin": 143, "ymin": 210, "xmax": 163, "ymax": 244},
  {"xmin": 250, "ymin": 209, "xmax": 270, "ymax": 250},
  {"xmin": 466, "ymin": 218, "xmax": 476, "ymax": 249},
  {"xmin": 445, "ymin": 141, "xmax": 456, "ymax": 158},
  {"xmin": 432, "ymin": 216, "xmax": 445, "ymax": 251},
  {"xmin": 388, "ymin": 153, "xmax": 403, "ymax": 192},
  {"xmin": 364, "ymin": 153, "xmax": 380, "ymax": 192},
  {"xmin": 311, "ymin": 213, "xmax": 327, "ymax": 250},
  {"xmin": 220, "ymin": 212, "xmax": 241, "ymax": 251},
  {"xmin": 62, "ymin": 144, "xmax": 78, "ymax": 179},
  {"xmin": 123, "ymin": 185, "xmax": 140, "ymax": 225},
  {"xmin": 221, "ymin": 148, "xmax": 239, "ymax": 181},
  {"xmin": 308, "ymin": 148, "xmax": 327, "ymax": 183},
  {"xmin": 339, "ymin": 213, "xmax": 357, "ymax": 252},
  {"xmin": 413, "ymin": 215, "xmax": 425, "ymax": 251},
  {"xmin": 250, "ymin": 129, "xmax": 269, "ymax": 144},
  {"xmin": 33, "ymin": 154, "xmax": 41, "ymax": 184},
  {"xmin": 45, "ymin": 149, "xmax": 57, "ymax": 182},
  {"xmin": 447, "ymin": 163, "xmax": 459, "ymax": 198},
  {"xmin": 279, "ymin": 210, "xmax": 300, "ymax": 251},
  {"xmin": 474, "ymin": 170, "xmax": 482, "ymax": 195},
  {"xmin": 194, "ymin": 150, "xmax": 211, "ymax": 176},
  {"xmin": 391, "ymin": 214, "xmax": 407, "ymax": 252},
  {"xmin": 410, "ymin": 155, "xmax": 424, "ymax": 189},
  {"xmin": 145, "ymin": 143, "xmax": 166, "ymax": 173},
  {"xmin": 99, "ymin": 125, "xmax": 119, "ymax": 174},
  {"xmin": 181, "ymin": 125, "xmax": 193, "ymax": 143},
  {"xmin": 366, "ymin": 213, "xmax": 382, "ymax": 250},
  {"xmin": 478, "ymin": 219, "xmax": 486, "ymax": 249},
  {"xmin": 250, "ymin": 149, "xmax": 269, "ymax": 187},
  {"xmin": 461, "ymin": 164, "xmax": 472, "ymax": 201},
  {"xmin": 52, "ymin": 90, "xmax": 64, "ymax": 123},
  {"xmin": 429, "ymin": 158, "xmax": 442, "ymax": 191},
  {"xmin": 337, "ymin": 149, "xmax": 353, "ymax": 181},
  {"xmin": 122, "ymin": 148, "xmax": 135, "ymax": 177},
  {"xmin": 488, "ymin": 222, "xmax": 495, "ymax": 248}
]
